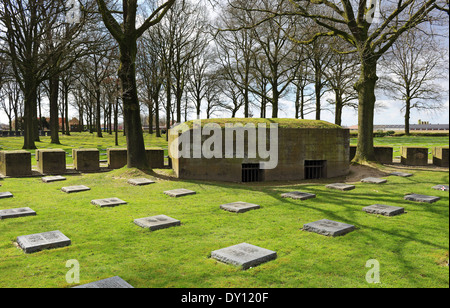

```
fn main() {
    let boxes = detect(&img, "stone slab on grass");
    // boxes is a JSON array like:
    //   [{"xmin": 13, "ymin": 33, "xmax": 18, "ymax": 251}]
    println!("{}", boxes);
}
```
[
  {"xmin": 73, "ymin": 276, "xmax": 134, "ymax": 288},
  {"xmin": 220, "ymin": 201, "xmax": 261, "ymax": 213},
  {"xmin": 0, "ymin": 207, "xmax": 36, "ymax": 220},
  {"xmin": 91, "ymin": 198, "xmax": 127, "ymax": 208},
  {"xmin": 404, "ymin": 194, "xmax": 440, "ymax": 203},
  {"xmin": 361, "ymin": 177, "xmax": 387, "ymax": 184},
  {"xmin": 363, "ymin": 204, "xmax": 405, "ymax": 216},
  {"xmin": 0, "ymin": 191, "xmax": 13, "ymax": 199},
  {"xmin": 164, "ymin": 189, "xmax": 196, "ymax": 198},
  {"xmin": 42, "ymin": 176, "xmax": 67, "ymax": 183},
  {"xmin": 281, "ymin": 191, "xmax": 316, "ymax": 200},
  {"xmin": 16, "ymin": 230, "xmax": 71, "ymax": 253},
  {"xmin": 390, "ymin": 172, "xmax": 413, "ymax": 177},
  {"xmin": 303, "ymin": 219, "xmax": 355, "ymax": 237},
  {"xmin": 325, "ymin": 183, "xmax": 355, "ymax": 191},
  {"xmin": 127, "ymin": 178, "xmax": 155, "ymax": 186},
  {"xmin": 211, "ymin": 242, "xmax": 277, "ymax": 270},
  {"xmin": 432, "ymin": 185, "xmax": 449, "ymax": 191},
  {"xmin": 134, "ymin": 215, "xmax": 181, "ymax": 231},
  {"xmin": 61, "ymin": 185, "xmax": 91, "ymax": 193}
]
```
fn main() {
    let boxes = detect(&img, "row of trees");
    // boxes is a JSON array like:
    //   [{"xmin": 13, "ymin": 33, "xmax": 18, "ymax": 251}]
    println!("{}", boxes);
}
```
[{"xmin": 0, "ymin": 0, "xmax": 448, "ymax": 168}]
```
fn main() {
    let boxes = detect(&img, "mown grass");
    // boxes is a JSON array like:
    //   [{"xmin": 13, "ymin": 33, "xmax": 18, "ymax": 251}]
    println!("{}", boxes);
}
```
[{"xmin": 0, "ymin": 133, "xmax": 448, "ymax": 288}]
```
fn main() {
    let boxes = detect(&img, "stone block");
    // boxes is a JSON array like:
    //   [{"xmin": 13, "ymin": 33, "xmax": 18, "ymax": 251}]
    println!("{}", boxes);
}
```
[
  {"xmin": 146, "ymin": 148, "xmax": 165, "ymax": 168},
  {"xmin": 325, "ymin": 183, "xmax": 355, "ymax": 191},
  {"xmin": 361, "ymin": 177, "xmax": 387, "ymax": 184},
  {"xmin": 61, "ymin": 185, "xmax": 91, "ymax": 193},
  {"xmin": 374, "ymin": 146, "xmax": 393, "ymax": 164},
  {"xmin": 134, "ymin": 215, "xmax": 181, "ymax": 231},
  {"xmin": 16, "ymin": 230, "xmax": 71, "ymax": 253},
  {"xmin": 432, "ymin": 185, "xmax": 449, "ymax": 191},
  {"xmin": 36, "ymin": 149, "xmax": 66, "ymax": 174},
  {"xmin": 127, "ymin": 178, "xmax": 155, "ymax": 186},
  {"xmin": 73, "ymin": 276, "xmax": 134, "ymax": 288},
  {"xmin": 42, "ymin": 176, "xmax": 66, "ymax": 183},
  {"xmin": 107, "ymin": 148, "xmax": 127, "ymax": 169},
  {"xmin": 164, "ymin": 189, "xmax": 196, "ymax": 198},
  {"xmin": 73, "ymin": 149, "xmax": 99, "ymax": 172},
  {"xmin": 91, "ymin": 198, "xmax": 127, "ymax": 208},
  {"xmin": 0, "ymin": 192, "xmax": 13, "ymax": 199},
  {"xmin": 400, "ymin": 147, "xmax": 428, "ymax": 166},
  {"xmin": 390, "ymin": 172, "xmax": 413, "ymax": 177},
  {"xmin": 362, "ymin": 204, "xmax": 405, "ymax": 216},
  {"xmin": 432, "ymin": 146, "xmax": 449, "ymax": 167},
  {"xmin": 303, "ymin": 219, "xmax": 355, "ymax": 237},
  {"xmin": 0, "ymin": 150, "xmax": 32, "ymax": 177},
  {"xmin": 0, "ymin": 207, "xmax": 36, "ymax": 220},
  {"xmin": 404, "ymin": 194, "xmax": 440, "ymax": 203},
  {"xmin": 281, "ymin": 191, "xmax": 316, "ymax": 200},
  {"xmin": 220, "ymin": 201, "xmax": 261, "ymax": 213},
  {"xmin": 211, "ymin": 243, "xmax": 277, "ymax": 270}
]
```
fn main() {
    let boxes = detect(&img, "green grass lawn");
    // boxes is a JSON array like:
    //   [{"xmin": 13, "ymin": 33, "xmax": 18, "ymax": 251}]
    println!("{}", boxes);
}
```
[{"xmin": 0, "ymin": 133, "xmax": 448, "ymax": 288}]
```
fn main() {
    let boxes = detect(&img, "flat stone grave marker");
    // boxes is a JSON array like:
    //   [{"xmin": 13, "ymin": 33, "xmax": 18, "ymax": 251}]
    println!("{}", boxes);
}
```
[
  {"xmin": 363, "ymin": 204, "xmax": 405, "ymax": 217},
  {"xmin": 325, "ymin": 183, "xmax": 356, "ymax": 191},
  {"xmin": 281, "ymin": 191, "xmax": 316, "ymax": 200},
  {"xmin": 163, "ymin": 189, "xmax": 196, "ymax": 198},
  {"xmin": 42, "ymin": 175, "xmax": 66, "ymax": 183},
  {"xmin": 361, "ymin": 177, "xmax": 387, "ymax": 184},
  {"xmin": 127, "ymin": 178, "xmax": 155, "ymax": 186},
  {"xmin": 16, "ymin": 230, "xmax": 71, "ymax": 253},
  {"xmin": 0, "ymin": 207, "xmax": 36, "ymax": 220},
  {"xmin": 91, "ymin": 198, "xmax": 127, "ymax": 208},
  {"xmin": 211, "ymin": 242, "xmax": 277, "ymax": 270},
  {"xmin": 73, "ymin": 276, "xmax": 134, "ymax": 288},
  {"xmin": 404, "ymin": 194, "xmax": 440, "ymax": 203},
  {"xmin": 0, "ymin": 192, "xmax": 13, "ymax": 199},
  {"xmin": 432, "ymin": 185, "xmax": 449, "ymax": 191},
  {"xmin": 61, "ymin": 185, "xmax": 91, "ymax": 193},
  {"xmin": 390, "ymin": 172, "xmax": 413, "ymax": 177},
  {"xmin": 220, "ymin": 201, "xmax": 261, "ymax": 213},
  {"xmin": 303, "ymin": 219, "xmax": 355, "ymax": 237},
  {"xmin": 134, "ymin": 215, "xmax": 181, "ymax": 231}
]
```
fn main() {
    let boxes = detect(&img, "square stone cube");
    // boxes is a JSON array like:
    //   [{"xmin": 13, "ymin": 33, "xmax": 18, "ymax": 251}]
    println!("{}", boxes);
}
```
[
  {"xmin": 211, "ymin": 243, "xmax": 277, "ymax": 270},
  {"xmin": 164, "ymin": 189, "xmax": 196, "ymax": 198},
  {"xmin": 404, "ymin": 194, "xmax": 440, "ymax": 203},
  {"xmin": 127, "ymin": 178, "xmax": 155, "ymax": 186},
  {"xmin": 134, "ymin": 215, "xmax": 181, "ymax": 231},
  {"xmin": 91, "ymin": 198, "xmax": 127, "ymax": 208},
  {"xmin": 303, "ymin": 219, "xmax": 355, "ymax": 237},
  {"xmin": 0, "ymin": 150, "xmax": 32, "ymax": 177},
  {"xmin": 390, "ymin": 172, "xmax": 413, "ymax": 177},
  {"xmin": 432, "ymin": 146, "xmax": 449, "ymax": 167},
  {"xmin": 73, "ymin": 149, "xmax": 99, "ymax": 172},
  {"xmin": 325, "ymin": 183, "xmax": 355, "ymax": 191},
  {"xmin": 42, "ymin": 175, "xmax": 66, "ymax": 183},
  {"xmin": 16, "ymin": 230, "xmax": 71, "ymax": 253},
  {"xmin": 401, "ymin": 147, "xmax": 428, "ymax": 166},
  {"xmin": 220, "ymin": 201, "xmax": 261, "ymax": 213},
  {"xmin": 363, "ymin": 204, "xmax": 405, "ymax": 216},
  {"xmin": 0, "ymin": 191, "xmax": 13, "ymax": 199},
  {"xmin": 73, "ymin": 276, "xmax": 134, "ymax": 288},
  {"xmin": 146, "ymin": 148, "xmax": 165, "ymax": 168},
  {"xmin": 374, "ymin": 146, "xmax": 393, "ymax": 164},
  {"xmin": 281, "ymin": 191, "xmax": 316, "ymax": 200},
  {"xmin": 36, "ymin": 149, "xmax": 66, "ymax": 174},
  {"xmin": 361, "ymin": 177, "xmax": 387, "ymax": 184},
  {"xmin": 0, "ymin": 207, "xmax": 36, "ymax": 220},
  {"xmin": 107, "ymin": 148, "xmax": 127, "ymax": 169},
  {"xmin": 61, "ymin": 185, "xmax": 91, "ymax": 193},
  {"xmin": 432, "ymin": 185, "xmax": 449, "ymax": 191}
]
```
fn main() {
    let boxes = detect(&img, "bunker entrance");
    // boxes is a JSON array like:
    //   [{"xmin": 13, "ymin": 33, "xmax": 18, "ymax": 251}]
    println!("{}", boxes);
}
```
[
  {"xmin": 242, "ymin": 163, "xmax": 263, "ymax": 183},
  {"xmin": 304, "ymin": 160, "xmax": 327, "ymax": 180}
]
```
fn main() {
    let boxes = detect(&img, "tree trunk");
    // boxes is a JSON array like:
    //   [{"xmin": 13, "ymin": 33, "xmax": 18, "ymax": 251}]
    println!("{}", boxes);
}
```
[
  {"xmin": 23, "ymin": 75, "xmax": 37, "ymax": 150},
  {"xmin": 334, "ymin": 92, "xmax": 343, "ymax": 126},
  {"xmin": 353, "ymin": 53, "xmax": 378, "ymax": 163},
  {"xmin": 96, "ymin": 88, "xmax": 103, "ymax": 138},
  {"xmin": 49, "ymin": 75, "xmax": 61, "ymax": 144},
  {"xmin": 119, "ymin": 41, "xmax": 148, "ymax": 169},
  {"xmin": 405, "ymin": 98, "xmax": 411, "ymax": 136}
]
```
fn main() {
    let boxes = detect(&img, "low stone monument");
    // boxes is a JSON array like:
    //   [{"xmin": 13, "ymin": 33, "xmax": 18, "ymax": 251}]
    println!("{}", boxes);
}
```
[
  {"xmin": 432, "ymin": 146, "xmax": 449, "ymax": 167},
  {"xmin": 374, "ymin": 146, "xmax": 393, "ymax": 164},
  {"xmin": 164, "ymin": 189, "xmax": 196, "ymax": 198},
  {"xmin": 91, "ymin": 198, "xmax": 127, "ymax": 208},
  {"xmin": 0, "ymin": 150, "xmax": 32, "ymax": 177},
  {"xmin": 61, "ymin": 185, "xmax": 91, "ymax": 193},
  {"xmin": 0, "ymin": 207, "xmax": 36, "ymax": 220},
  {"xmin": 73, "ymin": 276, "xmax": 134, "ymax": 288},
  {"xmin": 404, "ymin": 194, "xmax": 440, "ymax": 203},
  {"xmin": 432, "ymin": 185, "xmax": 449, "ymax": 191},
  {"xmin": 400, "ymin": 147, "xmax": 428, "ymax": 166},
  {"xmin": 390, "ymin": 172, "xmax": 413, "ymax": 177},
  {"xmin": 325, "ymin": 183, "xmax": 355, "ymax": 191},
  {"xmin": 281, "ymin": 191, "xmax": 316, "ymax": 200},
  {"xmin": 107, "ymin": 148, "xmax": 127, "ymax": 169},
  {"xmin": 36, "ymin": 149, "xmax": 66, "ymax": 174},
  {"xmin": 220, "ymin": 201, "xmax": 261, "ymax": 213},
  {"xmin": 73, "ymin": 149, "xmax": 100, "ymax": 172},
  {"xmin": 0, "ymin": 191, "xmax": 13, "ymax": 199},
  {"xmin": 362, "ymin": 204, "xmax": 405, "ymax": 216},
  {"xmin": 211, "ymin": 242, "xmax": 277, "ymax": 270},
  {"xmin": 127, "ymin": 178, "xmax": 155, "ymax": 186},
  {"xmin": 361, "ymin": 177, "xmax": 387, "ymax": 184},
  {"xmin": 146, "ymin": 148, "xmax": 165, "ymax": 168},
  {"xmin": 303, "ymin": 219, "xmax": 355, "ymax": 237},
  {"xmin": 134, "ymin": 215, "xmax": 181, "ymax": 231},
  {"xmin": 16, "ymin": 230, "xmax": 71, "ymax": 253},
  {"xmin": 41, "ymin": 175, "xmax": 66, "ymax": 183}
]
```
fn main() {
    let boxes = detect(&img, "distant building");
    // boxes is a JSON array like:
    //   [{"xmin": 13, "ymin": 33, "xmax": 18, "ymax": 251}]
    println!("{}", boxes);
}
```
[{"xmin": 347, "ymin": 124, "xmax": 449, "ymax": 131}]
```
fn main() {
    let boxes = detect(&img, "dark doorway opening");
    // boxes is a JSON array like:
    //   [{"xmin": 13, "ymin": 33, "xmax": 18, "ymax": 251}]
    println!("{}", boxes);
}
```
[
  {"xmin": 242, "ymin": 163, "xmax": 262, "ymax": 182},
  {"xmin": 304, "ymin": 160, "xmax": 327, "ymax": 179}
]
